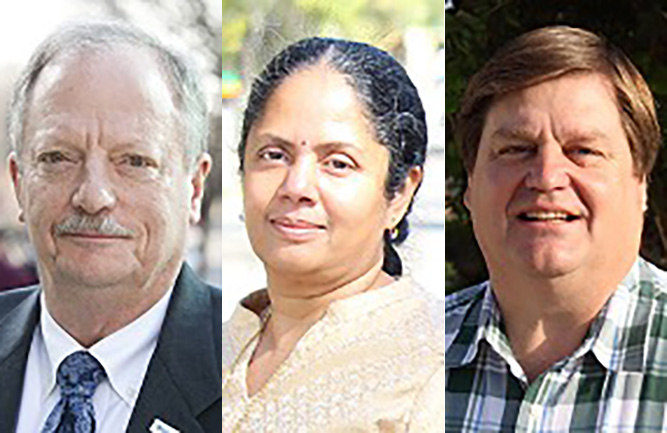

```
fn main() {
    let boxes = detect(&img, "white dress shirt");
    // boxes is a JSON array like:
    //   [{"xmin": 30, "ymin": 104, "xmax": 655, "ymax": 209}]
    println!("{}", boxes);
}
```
[{"xmin": 15, "ymin": 288, "xmax": 173, "ymax": 433}]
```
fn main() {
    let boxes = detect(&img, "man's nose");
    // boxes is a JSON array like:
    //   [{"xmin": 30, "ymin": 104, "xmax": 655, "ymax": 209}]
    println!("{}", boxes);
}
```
[
  {"xmin": 278, "ymin": 156, "xmax": 318, "ymax": 203},
  {"xmin": 524, "ymin": 143, "xmax": 571, "ymax": 191},
  {"xmin": 71, "ymin": 157, "xmax": 117, "ymax": 214}
]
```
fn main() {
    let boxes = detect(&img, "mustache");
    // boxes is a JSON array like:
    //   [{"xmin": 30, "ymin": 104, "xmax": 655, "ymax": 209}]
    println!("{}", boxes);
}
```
[{"xmin": 54, "ymin": 214, "xmax": 134, "ymax": 237}]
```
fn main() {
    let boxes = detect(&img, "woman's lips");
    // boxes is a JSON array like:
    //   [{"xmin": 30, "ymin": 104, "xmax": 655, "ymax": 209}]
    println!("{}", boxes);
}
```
[{"xmin": 269, "ymin": 217, "xmax": 326, "ymax": 241}]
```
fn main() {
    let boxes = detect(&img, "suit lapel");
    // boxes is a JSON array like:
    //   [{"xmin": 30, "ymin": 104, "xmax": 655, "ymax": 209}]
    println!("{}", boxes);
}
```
[
  {"xmin": 127, "ymin": 264, "xmax": 221, "ymax": 432},
  {"xmin": 0, "ymin": 289, "xmax": 39, "ymax": 433}
]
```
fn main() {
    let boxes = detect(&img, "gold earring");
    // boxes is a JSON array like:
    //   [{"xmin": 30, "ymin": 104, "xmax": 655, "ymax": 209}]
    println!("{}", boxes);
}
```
[{"xmin": 390, "ymin": 226, "xmax": 399, "ymax": 241}]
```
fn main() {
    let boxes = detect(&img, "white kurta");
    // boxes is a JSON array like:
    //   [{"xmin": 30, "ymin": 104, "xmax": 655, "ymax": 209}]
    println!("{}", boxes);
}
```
[{"xmin": 222, "ymin": 278, "xmax": 444, "ymax": 432}]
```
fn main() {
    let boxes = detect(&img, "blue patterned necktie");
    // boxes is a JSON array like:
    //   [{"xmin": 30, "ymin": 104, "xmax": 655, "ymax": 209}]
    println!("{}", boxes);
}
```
[{"xmin": 41, "ymin": 351, "xmax": 107, "ymax": 433}]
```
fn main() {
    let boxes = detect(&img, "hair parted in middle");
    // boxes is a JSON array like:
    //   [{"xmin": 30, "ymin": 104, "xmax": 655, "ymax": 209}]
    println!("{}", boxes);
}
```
[
  {"xmin": 239, "ymin": 37, "xmax": 428, "ymax": 277},
  {"xmin": 456, "ymin": 25, "xmax": 661, "ymax": 178}
]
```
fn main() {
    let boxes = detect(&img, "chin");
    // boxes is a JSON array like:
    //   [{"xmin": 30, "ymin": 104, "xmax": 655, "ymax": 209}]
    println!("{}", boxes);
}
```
[
  {"xmin": 518, "ymin": 250, "xmax": 584, "ymax": 278},
  {"xmin": 262, "ymin": 251, "xmax": 326, "ymax": 277},
  {"xmin": 55, "ymin": 257, "xmax": 139, "ymax": 289}
]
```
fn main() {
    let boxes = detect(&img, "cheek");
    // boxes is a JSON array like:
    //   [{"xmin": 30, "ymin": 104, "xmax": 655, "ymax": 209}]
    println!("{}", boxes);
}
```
[
  {"xmin": 241, "ymin": 173, "xmax": 279, "ymax": 241},
  {"xmin": 124, "ymin": 182, "xmax": 188, "ymax": 237},
  {"xmin": 582, "ymin": 175, "xmax": 643, "ymax": 222},
  {"xmin": 23, "ymin": 178, "xmax": 69, "ymax": 224},
  {"xmin": 320, "ymin": 177, "xmax": 387, "ymax": 228},
  {"xmin": 242, "ymin": 173, "xmax": 277, "ymax": 215},
  {"xmin": 469, "ymin": 169, "xmax": 519, "ymax": 216}
]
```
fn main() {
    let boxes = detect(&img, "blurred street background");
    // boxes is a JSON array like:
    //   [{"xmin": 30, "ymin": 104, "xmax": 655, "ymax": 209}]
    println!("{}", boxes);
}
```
[
  {"xmin": 0, "ymin": 0, "xmax": 445, "ymax": 320},
  {"xmin": 0, "ymin": 0, "xmax": 223, "ymax": 289},
  {"xmin": 221, "ymin": 0, "xmax": 445, "ymax": 319}
]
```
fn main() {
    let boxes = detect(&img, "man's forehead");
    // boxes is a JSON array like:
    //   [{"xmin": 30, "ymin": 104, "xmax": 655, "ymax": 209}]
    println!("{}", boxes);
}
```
[
  {"xmin": 19, "ymin": 47, "xmax": 180, "ymax": 155},
  {"xmin": 29, "ymin": 47, "xmax": 176, "ymax": 113},
  {"xmin": 483, "ymin": 73, "xmax": 619, "ymax": 134}
]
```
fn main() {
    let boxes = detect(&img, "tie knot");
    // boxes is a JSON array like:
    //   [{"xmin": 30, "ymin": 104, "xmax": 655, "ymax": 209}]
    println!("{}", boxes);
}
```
[{"xmin": 56, "ymin": 351, "xmax": 106, "ymax": 400}]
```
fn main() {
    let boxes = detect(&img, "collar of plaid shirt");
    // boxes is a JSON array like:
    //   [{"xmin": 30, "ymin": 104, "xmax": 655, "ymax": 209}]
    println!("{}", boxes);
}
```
[{"xmin": 445, "ymin": 258, "xmax": 667, "ymax": 432}]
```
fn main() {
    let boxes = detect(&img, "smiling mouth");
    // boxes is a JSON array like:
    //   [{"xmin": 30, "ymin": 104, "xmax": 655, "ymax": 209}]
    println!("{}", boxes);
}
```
[
  {"xmin": 517, "ymin": 211, "xmax": 582, "ymax": 222},
  {"xmin": 269, "ymin": 217, "xmax": 326, "ymax": 240},
  {"xmin": 270, "ymin": 217, "xmax": 325, "ymax": 230}
]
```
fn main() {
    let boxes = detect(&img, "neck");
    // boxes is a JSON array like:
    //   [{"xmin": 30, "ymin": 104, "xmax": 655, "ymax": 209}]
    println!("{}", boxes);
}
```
[
  {"xmin": 263, "ymin": 259, "xmax": 394, "ymax": 349},
  {"xmin": 41, "ymin": 263, "xmax": 181, "ymax": 348},
  {"xmin": 490, "ymin": 263, "xmax": 631, "ymax": 382}
]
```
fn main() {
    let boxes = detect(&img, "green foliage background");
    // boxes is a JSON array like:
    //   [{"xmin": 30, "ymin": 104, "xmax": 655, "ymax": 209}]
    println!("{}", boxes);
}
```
[{"xmin": 446, "ymin": 1, "xmax": 667, "ymax": 294}]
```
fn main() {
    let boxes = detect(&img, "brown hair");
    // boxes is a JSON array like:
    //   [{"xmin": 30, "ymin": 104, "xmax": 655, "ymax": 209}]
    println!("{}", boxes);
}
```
[{"xmin": 456, "ymin": 26, "xmax": 660, "ymax": 177}]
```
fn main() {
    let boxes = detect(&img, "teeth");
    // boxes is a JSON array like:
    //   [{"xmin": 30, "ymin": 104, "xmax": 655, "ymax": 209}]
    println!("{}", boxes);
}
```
[{"xmin": 523, "ymin": 211, "xmax": 573, "ymax": 221}]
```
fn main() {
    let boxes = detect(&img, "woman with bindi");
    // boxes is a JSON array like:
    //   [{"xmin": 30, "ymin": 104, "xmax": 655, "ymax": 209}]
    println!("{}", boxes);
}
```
[{"xmin": 222, "ymin": 37, "xmax": 444, "ymax": 431}]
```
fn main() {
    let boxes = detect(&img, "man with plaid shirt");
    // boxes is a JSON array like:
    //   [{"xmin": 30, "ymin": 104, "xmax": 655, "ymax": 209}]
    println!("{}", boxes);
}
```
[{"xmin": 446, "ymin": 26, "xmax": 667, "ymax": 431}]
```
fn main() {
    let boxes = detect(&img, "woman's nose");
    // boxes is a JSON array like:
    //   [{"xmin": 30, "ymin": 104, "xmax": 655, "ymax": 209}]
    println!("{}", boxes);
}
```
[{"xmin": 278, "ymin": 156, "xmax": 318, "ymax": 203}]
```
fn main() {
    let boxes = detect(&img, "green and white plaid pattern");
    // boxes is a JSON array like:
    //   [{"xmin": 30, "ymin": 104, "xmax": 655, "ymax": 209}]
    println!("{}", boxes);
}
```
[{"xmin": 446, "ymin": 258, "xmax": 667, "ymax": 432}]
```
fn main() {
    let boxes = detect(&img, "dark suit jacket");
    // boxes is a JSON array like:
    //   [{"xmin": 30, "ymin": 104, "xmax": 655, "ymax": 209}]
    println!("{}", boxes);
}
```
[{"xmin": 0, "ymin": 263, "xmax": 221, "ymax": 432}]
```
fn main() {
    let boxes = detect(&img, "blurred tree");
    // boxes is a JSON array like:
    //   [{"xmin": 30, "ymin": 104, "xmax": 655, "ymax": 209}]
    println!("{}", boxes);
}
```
[
  {"xmin": 446, "ymin": 0, "xmax": 667, "ymax": 293},
  {"xmin": 221, "ymin": 0, "xmax": 443, "ymax": 78}
]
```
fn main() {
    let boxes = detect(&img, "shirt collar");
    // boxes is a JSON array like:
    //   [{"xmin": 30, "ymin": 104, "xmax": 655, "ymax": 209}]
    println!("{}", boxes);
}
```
[
  {"xmin": 446, "ymin": 258, "xmax": 667, "ymax": 374},
  {"xmin": 228, "ymin": 277, "xmax": 418, "ymax": 354},
  {"xmin": 39, "ymin": 287, "xmax": 173, "ymax": 406},
  {"xmin": 590, "ymin": 258, "xmax": 667, "ymax": 372}
]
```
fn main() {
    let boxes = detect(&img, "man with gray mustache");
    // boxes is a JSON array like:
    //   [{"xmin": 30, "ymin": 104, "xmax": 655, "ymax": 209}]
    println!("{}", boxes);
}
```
[
  {"xmin": 55, "ymin": 215, "xmax": 134, "ymax": 238},
  {"xmin": 0, "ymin": 21, "xmax": 221, "ymax": 432}
]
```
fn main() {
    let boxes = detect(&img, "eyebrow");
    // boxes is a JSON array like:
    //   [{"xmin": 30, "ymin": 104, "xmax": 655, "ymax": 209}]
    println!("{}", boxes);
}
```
[
  {"xmin": 253, "ymin": 133, "xmax": 363, "ymax": 153},
  {"xmin": 491, "ymin": 126, "xmax": 610, "ymax": 143},
  {"xmin": 490, "ymin": 126, "xmax": 537, "ymax": 142}
]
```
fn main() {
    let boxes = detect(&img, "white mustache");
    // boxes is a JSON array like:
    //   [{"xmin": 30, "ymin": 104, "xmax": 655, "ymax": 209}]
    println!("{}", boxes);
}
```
[{"xmin": 54, "ymin": 214, "xmax": 134, "ymax": 237}]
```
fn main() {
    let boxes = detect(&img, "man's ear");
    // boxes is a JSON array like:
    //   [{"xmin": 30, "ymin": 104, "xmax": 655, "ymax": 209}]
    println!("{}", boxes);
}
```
[
  {"xmin": 386, "ymin": 166, "xmax": 423, "ymax": 230},
  {"xmin": 463, "ymin": 176, "xmax": 472, "ymax": 211},
  {"xmin": 641, "ymin": 175, "xmax": 648, "ymax": 213},
  {"xmin": 8, "ymin": 152, "xmax": 25, "ymax": 222},
  {"xmin": 188, "ymin": 153, "xmax": 212, "ymax": 224}
]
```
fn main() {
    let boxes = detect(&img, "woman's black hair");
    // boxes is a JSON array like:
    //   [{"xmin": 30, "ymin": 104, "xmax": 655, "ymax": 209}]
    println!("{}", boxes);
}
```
[{"xmin": 239, "ymin": 37, "xmax": 427, "ymax": 276}]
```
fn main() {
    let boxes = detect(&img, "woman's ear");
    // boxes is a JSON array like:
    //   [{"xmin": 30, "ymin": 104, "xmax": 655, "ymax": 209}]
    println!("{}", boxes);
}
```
[{"xmin": 386, "ymin": 166, "xmax": 423, "ymax": 230}]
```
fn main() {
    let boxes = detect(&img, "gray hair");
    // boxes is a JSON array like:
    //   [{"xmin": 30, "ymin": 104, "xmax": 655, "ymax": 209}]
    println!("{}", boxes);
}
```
[{"xmin": 7, "ymin": 20, "xmax": 209, "ymax": 169}]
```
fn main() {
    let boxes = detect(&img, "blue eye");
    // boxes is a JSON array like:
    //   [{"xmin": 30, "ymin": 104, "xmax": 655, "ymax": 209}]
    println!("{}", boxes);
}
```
[
  {"xmin": 121, "ymin": 154, "xmax": 157, "ymax": 169},
  {"xmin": 129, "ymin": 155, "xmax": 147, "ymax": 167},
  {"xmin": 572, "ymin": 148, "xmax": 595, "ymax": 155},
  {"xmin": 38, "ymin": 151, "xmax": 68, "ymax": 164}
]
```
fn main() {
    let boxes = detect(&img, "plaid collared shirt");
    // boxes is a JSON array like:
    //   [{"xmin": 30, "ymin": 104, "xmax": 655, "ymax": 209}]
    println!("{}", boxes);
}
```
[{"xmin": 445, "ymin": 258, "xmax": 667, "ymax": 432}]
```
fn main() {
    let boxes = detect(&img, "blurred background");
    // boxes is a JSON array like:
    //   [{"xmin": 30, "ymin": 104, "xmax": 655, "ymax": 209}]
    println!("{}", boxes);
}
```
[
  {"xmin": 221, "ymin": 0, "xmax": 445, "ymax": 319},
  {"xmin": 0, "ymin": 0, "xmax": 222, "ymax": 289},
  {"xmin": 446, "ymin": 1, "xmax": 667, "ymax": 294}
]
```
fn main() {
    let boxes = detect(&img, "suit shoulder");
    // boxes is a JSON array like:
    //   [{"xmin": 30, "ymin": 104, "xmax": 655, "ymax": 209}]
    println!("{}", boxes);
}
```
[
  {"xmin": 0, "ymin": 286, "xmax": 39, "ymax": 320},
  {"xmin": 208, "ymin": 284, "xmax": 222, "ymax": 313}
]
